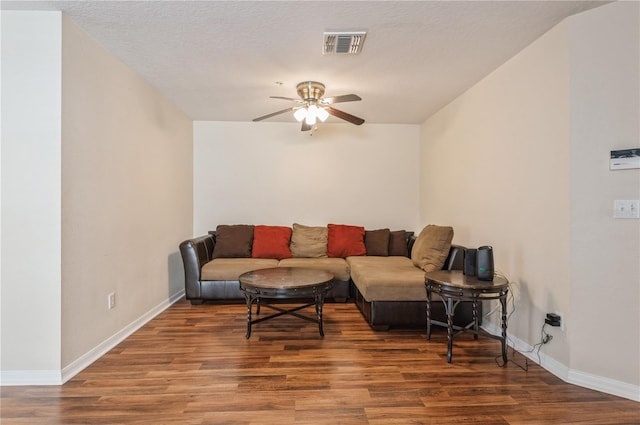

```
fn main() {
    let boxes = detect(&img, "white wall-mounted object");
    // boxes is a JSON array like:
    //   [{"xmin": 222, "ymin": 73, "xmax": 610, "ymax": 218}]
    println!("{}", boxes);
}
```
[
  {"xmin": 613, "ymin": 200, "xmax": 640, "ymax": 219},
  {"xmin": 610, "ymin": 148, "xmax": 640, "ymax": 170}
]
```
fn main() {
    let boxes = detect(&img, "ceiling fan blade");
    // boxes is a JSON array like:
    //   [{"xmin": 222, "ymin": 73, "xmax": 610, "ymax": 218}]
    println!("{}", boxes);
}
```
[
  {"xmin": 270, "ymin": 96, "xmax": 303, "ymax": 103},
  {"xmin": 301, "ymin": 121, "xmax": 312, "ymax": 131},
  {"xmin": 322, "ymin": 94, "xmax": 361, "ymax": 104},
  {"xmin": 253, "ymin": 107, "xmax": 295, "ymax": 122},
  {"xmin": 326, "ymin": 106, "xmax": 365, "ymax": 125}
]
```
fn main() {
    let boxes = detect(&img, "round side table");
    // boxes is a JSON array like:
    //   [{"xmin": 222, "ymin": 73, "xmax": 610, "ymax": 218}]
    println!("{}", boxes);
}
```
[{"xmin": 425, "ymin": 270, "xmax": 509, "ymax": 364}]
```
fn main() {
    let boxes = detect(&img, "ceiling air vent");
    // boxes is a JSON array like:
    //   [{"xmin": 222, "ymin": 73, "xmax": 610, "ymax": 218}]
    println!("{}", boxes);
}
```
[{"xmin": 323, "ymin": 31, "xmax": 367, "ymax": 55}]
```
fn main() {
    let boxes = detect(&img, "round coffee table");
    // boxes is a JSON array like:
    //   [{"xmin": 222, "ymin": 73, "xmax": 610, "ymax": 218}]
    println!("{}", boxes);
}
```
[{"xmin": 238, "ymin": 267, "xmax": 334, "ymax": 339}]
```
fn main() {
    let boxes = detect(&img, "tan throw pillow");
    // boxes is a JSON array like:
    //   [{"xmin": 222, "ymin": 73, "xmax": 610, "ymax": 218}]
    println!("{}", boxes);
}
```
[
  {"xmin": 411, "ymin": 225, "xmax": 454, "ymax": 271},
  {"xmin": 290, "ymin": 223, "xmax": 328, "ymax": 258}
]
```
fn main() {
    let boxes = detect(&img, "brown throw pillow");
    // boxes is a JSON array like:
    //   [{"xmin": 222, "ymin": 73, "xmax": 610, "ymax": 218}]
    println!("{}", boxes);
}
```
[
  {"xmin": 290, "ymin": 223, "xmax": 328, "ymax": 258},
  {"xmin": 212, "ymin": 224, "xmax": 254, "ymax": 258},
  {"xmin": 388, "ymin": 230, "xmax": 409, "ymax": 256},
  {"xmin": 411, "ymin": 225, "xmax": 454, "ymax": 271},
  {"xmin": 365, "ymin": 229, "xmax": 390, "ymax": 256}
]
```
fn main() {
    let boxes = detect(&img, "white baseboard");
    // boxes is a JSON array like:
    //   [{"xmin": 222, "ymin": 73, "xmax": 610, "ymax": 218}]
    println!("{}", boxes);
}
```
[
  {"xmin": 0, "ymin": 290, "xmax": 185, "ymax": 386},
  {"xmin": 568, "ymin": 369, "xmax": 640, "ymax": 403},
  {"xmin": 482, "ymin": 322, "xmax": 639, "ymax": 402},
  {"xmin": 0, "ymin": 370, "xmax": 62, "ymax": 386}
]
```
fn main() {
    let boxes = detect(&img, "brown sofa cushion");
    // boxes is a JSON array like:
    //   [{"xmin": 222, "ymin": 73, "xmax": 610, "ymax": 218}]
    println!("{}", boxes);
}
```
[
  {"xmin": 278, "ymin": 257, "xmax": 350, "ymax": 282},
  {"xmin": 411, "ymin": 225, "xmax": 454, "ymax": 271},
  {"xmin": 388, "ymin": 230, "xmax": 409, "ymax": 256},
  {"xmin": 327, "ymin": 224, "xmax": 366, "ymax": 258},
  {"xmin": 212, "ymin": 224, "xmax": 254, "ymax": 258},
  {"xmin": 364, "ymin": 229, "xmax": 390, "ymax": 256},
  {"xmin": 290, "ymin": 223, "xmax": 328, "ymax": 258}
]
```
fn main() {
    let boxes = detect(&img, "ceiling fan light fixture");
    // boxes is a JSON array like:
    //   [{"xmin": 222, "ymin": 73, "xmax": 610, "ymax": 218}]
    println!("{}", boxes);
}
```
[
  {"xmin": 253, "ymin": 80, "xmax": 364, "ymax": 131},
  {"xmin": 293, "ymin": 108, "xmax": 307, "ymax": 122},
  {"xmin": 305, "ymin": 108, "xmax": 317, "ymax": 125},
  {"xmin": 305, "ymin": 104, "xmax": 319, "ymax": 125},
  {"xmin": 317, "ymin": 107, "xmax": 329, "ymax": 122},
  {"xmin": 305, "ymin": 114, "xmax": 317, "ymax": 126}
]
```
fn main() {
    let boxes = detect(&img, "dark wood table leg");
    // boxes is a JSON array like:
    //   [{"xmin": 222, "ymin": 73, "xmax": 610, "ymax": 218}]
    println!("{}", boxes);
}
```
[
  {"xmin": 500, "ymin": 293, "xmax": 508, "ymax": 365},
  {"xmin": 473, "ymin": 298, "xmax": 479, "ymax": 340},
  {"xmin": 244, "ymin": 294, "xmax": 254, "ymax": 339},
  {"xmin": 316, "ymin": 293, "xmax": 325, "ymax": 337},
  {"xmin": 446, "ymin": 297, "xmax": 454, "ymax": 363},
  {"xmin": 426, "ymin": 286, "xmax": 432, "ymax": 340}
]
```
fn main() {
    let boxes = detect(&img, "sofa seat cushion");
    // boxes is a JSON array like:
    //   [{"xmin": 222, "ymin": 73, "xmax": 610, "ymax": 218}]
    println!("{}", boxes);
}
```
[
  {"xmin": 347, "ymin": 256, "xmax": 427, "ymax": 302},
  {"xmin": 277, "ymin": 257, "xmax": 350, "ymax": 282},
  {"xmin": 201, "ymin": 258, "xmax": 279, "ymax": 281}
]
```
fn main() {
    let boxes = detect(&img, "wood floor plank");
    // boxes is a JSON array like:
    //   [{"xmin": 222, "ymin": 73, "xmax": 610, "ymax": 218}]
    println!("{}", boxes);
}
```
[{"xmin": 1, "ymin": 299, "xmax": 638, "ymax": 424}]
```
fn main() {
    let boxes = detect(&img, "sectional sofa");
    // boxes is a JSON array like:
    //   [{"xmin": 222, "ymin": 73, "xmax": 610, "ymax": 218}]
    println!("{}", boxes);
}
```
[{"xmin": 179, "ymin": 223, "xmax": 476, "ymax": 330}]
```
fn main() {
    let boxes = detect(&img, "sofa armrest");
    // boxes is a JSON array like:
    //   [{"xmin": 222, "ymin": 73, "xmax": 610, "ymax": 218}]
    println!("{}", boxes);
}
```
[
  {"xmin": 179, "ymin": 234, "xmax": 215, "ymax": 299},
  {"xmin": 442, "ymin": 244, "xmax": 465, "ymax": 271}
]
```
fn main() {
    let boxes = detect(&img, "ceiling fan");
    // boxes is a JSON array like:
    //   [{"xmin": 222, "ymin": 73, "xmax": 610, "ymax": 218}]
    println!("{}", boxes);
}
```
[{"xmin": 253, "ymin": 81, "xmax": 365, "ymax": 131}]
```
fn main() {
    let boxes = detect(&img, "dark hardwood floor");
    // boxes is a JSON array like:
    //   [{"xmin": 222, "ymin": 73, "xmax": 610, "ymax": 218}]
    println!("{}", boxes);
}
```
[{"xmin": 2, "ymin": 299, "xmax": 638, "ymax": 424}]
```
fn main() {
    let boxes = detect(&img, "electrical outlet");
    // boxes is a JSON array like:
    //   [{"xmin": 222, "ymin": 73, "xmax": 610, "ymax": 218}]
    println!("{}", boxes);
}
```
[
  {"xmin": 545, "ymin": 312, "xmax": 564, "ymax": 331},
  {"xmin": 557, "ymin": 313, "xmax": 564, "ymax": 331},
  {"xmin": 546, "ymin": 312, "xmax": 564, "ymax": 331},
  {"xmin": 108, "ymin": 292, "xmax": 116, "ymax": 310}
]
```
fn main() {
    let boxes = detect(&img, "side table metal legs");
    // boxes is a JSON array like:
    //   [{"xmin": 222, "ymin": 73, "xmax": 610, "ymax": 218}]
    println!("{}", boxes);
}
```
[
  {"xmin": 425, "ymin": 284, "xmax": 509, "ymax": 365},
  {"xmin": 425, "ymin": 272, "xmax": 510, "ymax": 365},
  {"xmin": 472, "ymin": 299, "xmax": 479, "ymax": 340},
  {"xmin": 426, "ymin": 288, "xmax": 432, "ymax": 340},
  {"xmin": 446, "ymin": 298, "xmax": 454, "ymax": 363},
  {"xmin": 244, "ymin": 294, "xmax": 256, "ymax": 339},
  {"xmin": 315, "ymin": 294, "xmax": 325, "ymax": 337},
  {"xmin": 500, "ymin": 294, "xmax": 508, "ymax": 364}
]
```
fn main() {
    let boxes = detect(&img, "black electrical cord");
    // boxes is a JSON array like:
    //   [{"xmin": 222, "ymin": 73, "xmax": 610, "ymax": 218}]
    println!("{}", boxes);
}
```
[{"xmin": 497, "ymin": 322, "xmax": 553, "ymax": 370}]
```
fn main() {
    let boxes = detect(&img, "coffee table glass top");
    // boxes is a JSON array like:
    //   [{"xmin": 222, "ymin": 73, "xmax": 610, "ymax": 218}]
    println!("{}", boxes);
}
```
[{"xmin": 239, "ymin": 267, "xmax": 334, "ymax": 290}]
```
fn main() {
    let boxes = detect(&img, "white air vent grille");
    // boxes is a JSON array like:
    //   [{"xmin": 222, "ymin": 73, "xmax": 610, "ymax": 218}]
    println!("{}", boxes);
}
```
[{"xmin": 323, "ymin": 31, "xmax": 367, "ymax": 55}]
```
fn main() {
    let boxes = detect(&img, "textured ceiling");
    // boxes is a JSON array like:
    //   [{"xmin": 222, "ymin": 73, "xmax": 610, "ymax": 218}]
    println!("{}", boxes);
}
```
[{"xmin": 3, "ymin": 1, "xmax": 607, "ymax": 124}]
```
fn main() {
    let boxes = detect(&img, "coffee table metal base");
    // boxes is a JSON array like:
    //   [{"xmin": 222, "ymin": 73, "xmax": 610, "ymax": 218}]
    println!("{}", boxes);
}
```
[
  {"xmin": 238, "ymin": 268, "xmax": 334, "ymax": 339},
  {"xmin": 243, "ymin": 295, "xmax": 326, "ymax": 339}
]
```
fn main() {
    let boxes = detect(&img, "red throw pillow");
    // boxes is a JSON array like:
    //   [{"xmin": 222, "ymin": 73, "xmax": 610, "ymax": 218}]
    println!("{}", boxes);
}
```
[
  {"xmin": 327, "ymin": 224, "xmax": 366, "ymax": 258},
  {"xmin": 251, "ymin": 225, "xmax": 292, "ymax": 259}
]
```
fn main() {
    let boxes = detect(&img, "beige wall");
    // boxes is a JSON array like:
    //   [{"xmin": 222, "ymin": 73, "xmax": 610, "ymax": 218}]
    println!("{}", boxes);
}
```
[
  {"xmin": 421, "ymin": 1, "xmax": 638, "ymax": 397},
  {"xmin": 1, "ymin": 11, "xmax": 192, "ymax": 383},
  {"xmin": 61, "ymin": 16, "xmax": 193, "ymax": 368},
  {"xmin": 193, "ymin": 121, "xmax": 420, "ymax": 233},
  {"xmin": 421, "ymin": 12, "xmax": 572, "ymax": 362},
  {"xmin": 1, "ymin": 11, "xmax": 63, "ymax": 378},
  {"xmin": 567, "ymin": 3, "xmax": 639, "ymax": 388}
]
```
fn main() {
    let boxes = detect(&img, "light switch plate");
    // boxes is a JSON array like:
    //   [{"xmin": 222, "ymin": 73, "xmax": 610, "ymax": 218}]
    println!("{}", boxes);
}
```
[{"xmin": 614, "ymin": 200, "xmax": 640, "ymax": 219}]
